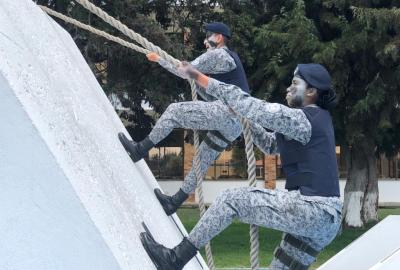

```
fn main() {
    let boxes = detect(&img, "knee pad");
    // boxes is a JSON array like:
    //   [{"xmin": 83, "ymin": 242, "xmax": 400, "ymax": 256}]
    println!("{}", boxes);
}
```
[
  {"xmin": 274, "ymin": 234, "xmax": 320, "ymax": 270},
  {"xmin": 203, "ymin": 131, "xmax": 232, "ymax": 152}
]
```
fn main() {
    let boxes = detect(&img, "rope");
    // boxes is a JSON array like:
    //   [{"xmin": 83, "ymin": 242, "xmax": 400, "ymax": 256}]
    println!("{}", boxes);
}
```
[
  {"xmin": 240, "ymin": 118, "xmax": 260, "ymax": 270},
  {"xmin": 74, "ymin": 0, "xmax": 179, "ymax": 66},
  {"xmin": 41, "ymin": 1, "xmax": 259, "ymax": 268},
  {"xmin": 192, "ymin": 88, "xmax": 216, "ymax": 269},
  {"xmin": 40, "ymin": 6, "xmax": 150, "ymax": 55}
]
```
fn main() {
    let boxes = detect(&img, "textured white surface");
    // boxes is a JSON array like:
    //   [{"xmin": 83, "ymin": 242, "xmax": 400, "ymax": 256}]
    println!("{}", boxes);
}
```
[
  {"xmin": 369, "ymin": 248, "xmax": 400, "ymax": 270},
  {"xmin": 317, "ymin": 215, "xmax": 400, "ymax": 270},
  {"xmin": 0, "ymin": 1, "xmax": 206, "ymax": 269}
]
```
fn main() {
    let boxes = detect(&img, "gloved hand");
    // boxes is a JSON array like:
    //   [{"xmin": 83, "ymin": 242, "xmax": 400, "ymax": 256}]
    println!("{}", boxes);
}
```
[
  {"xmin": 178, "ymin": 61, "xmax": 209, "ymax": 88},
  {"xmin": 146, "ymin": 52, "xmax": 161, "ymax": 62},
  {"xmin": 177, "ymin": 61, "xmax": 200, "ymax": 80}
]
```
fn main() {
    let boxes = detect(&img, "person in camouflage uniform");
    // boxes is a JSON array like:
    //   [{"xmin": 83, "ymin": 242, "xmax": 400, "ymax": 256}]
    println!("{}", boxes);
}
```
[
  {"xmin": 140, "ymin": 63, "xmax": 343, "ymax": 270},
  {"xmin": 119, "ymin": 22, "xmax": 257, "ymax": 216}
]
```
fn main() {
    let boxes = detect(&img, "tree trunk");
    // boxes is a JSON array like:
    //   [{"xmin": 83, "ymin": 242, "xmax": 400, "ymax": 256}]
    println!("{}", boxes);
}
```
[{"xmin": 342, "ymin": 141, "xmax": 379, "ymax": 227}]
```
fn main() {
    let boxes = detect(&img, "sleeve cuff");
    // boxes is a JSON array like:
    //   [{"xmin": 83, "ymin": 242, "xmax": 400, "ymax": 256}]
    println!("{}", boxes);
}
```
[
  {"xmin": 158, "ymin": 58, "xmax": 167, "ymax": 66},
  {"xmin": 205, "ymin": 78, "xmax": 220, "ymax": 96}
]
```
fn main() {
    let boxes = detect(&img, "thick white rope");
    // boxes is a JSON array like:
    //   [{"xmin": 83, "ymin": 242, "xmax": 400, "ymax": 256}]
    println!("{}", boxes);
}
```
[
  {"xmin": 240, "ymin": 118, "xmax": 260, "ymax": 270},
  {"xmin": 74, "ymin": 0, "xmax": 179, "ymax": 66},
  {"xmin": 40, "ymin": 6, "xmax": 150, "ymax": 55}
]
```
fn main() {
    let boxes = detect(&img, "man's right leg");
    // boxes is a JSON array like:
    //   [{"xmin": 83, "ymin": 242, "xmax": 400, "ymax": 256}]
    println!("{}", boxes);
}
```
[
  {"xmin": 148, "ymin": 100, "xmax": 240, "ymax": 143},
  {"xmin": 186, "ymin": 187, "xmax": 341, "ymax": 269},
  {"xmin": 269, "ymin": 233, "xmax": 326, "ymax": 270},
  {"xmin": 155, "ymin": 133, "xmax": 228, "ymax": 215},
  {"xmin": 119, "ymin": 100, "xmax": 239, "ymax": 162},
  {"xmin": 182, "ymin": 131, "xmax": 234, "ymax": 194}
]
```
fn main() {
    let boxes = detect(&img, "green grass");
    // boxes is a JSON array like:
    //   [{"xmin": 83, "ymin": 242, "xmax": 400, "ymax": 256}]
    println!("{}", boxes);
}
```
[{"xmin": 177, "ymin": 207, "xmax": 400, "ymax": 269}]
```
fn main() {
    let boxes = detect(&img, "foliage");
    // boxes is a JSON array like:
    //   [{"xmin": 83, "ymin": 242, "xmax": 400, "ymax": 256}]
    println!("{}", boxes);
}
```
[
  {"xmin": 37, "ymin": 1, "xmax": 400, "ymax": 156},
  {"xmin": 148, "ymin": 151, "xmax": 183, "ymax": 178}
]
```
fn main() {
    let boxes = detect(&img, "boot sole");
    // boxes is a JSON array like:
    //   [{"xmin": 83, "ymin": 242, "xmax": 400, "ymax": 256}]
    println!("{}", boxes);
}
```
[
  {"xmin": 140, "ymin": 233, "xmax": 161, "ymax": 269},
  {"xmin": 118, "ymin": 133, "xmax": 141, "ymax": 162},
  {"xmin": 140, "ymin": 233, "xmax": 177, "ymax": 270},
  {"xmin": 141, "ymin": 222, "xmax": 155, "ymax": 241},
  {"xmin": 118, "ymin": 133, "xmax": 134, "ymax": 153},
  {"xmin": 154, "ymin": 189, "xmax": 175, "ymax": 216}
]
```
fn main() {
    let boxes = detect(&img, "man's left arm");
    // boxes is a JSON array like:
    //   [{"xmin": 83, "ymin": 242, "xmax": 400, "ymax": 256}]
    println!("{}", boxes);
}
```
[
  {"xmin": 250, "ymin": 122, "xmax": 278, "ymax": 154},
  {"xmin": 206, "ymin": 79, "xmax": 312, "ymax": 144},
  {"xmin": 149, "ymin": 48, "xmax": 236, "ymax": 79},
  {"xmin": 191, "ymin": 49, "xmax": 236, "ymax": 74}
]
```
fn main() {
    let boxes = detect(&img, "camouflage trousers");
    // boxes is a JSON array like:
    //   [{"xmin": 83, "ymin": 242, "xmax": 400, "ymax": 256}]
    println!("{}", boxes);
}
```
[
  {"xmin": 188, "ymin": 187, "xmax": 342, "ymax": 269},
  {"xmin": 148, "ymin": 100, "xmax": 242, "ymax": 194}
]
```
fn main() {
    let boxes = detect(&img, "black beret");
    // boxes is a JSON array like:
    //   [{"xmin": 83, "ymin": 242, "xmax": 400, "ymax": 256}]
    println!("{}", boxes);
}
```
[
  {"xmin": 295, "ymin": 64, "xmax": 332, "ymax": 92},
  {"xmin": 204, "ymin": 22, "xmax": 231, "ymax": 38}
]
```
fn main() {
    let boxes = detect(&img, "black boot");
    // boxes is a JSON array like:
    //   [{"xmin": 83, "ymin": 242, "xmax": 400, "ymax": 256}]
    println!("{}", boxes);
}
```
[
  {"xmin": 118, "ymin": 133, "xmax": 154, "ymax": 162},
  {"xmin": 154, "ymin": 188, "xmax": 189, "ymax": 216},
  {"xmin": 140, "ymin": 232, "xmax": 197, "ymax": 270}
]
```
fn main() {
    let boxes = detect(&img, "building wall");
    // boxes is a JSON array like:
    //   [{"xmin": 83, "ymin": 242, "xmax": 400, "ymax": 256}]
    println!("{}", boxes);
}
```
[
  {"xmin": 158, "ymin": 179, "xmax": 400, "ymax": 206},
  {"xmin": 181, "ymin": 138, "xmax": 276, "ymax": 203},
  {"xmin": 153, "ymin": 142, "xmax": 400, "ymax": 206},
  {"xmin": 180, "ymin": 144, "xmax": 400, "ymax": 182}
]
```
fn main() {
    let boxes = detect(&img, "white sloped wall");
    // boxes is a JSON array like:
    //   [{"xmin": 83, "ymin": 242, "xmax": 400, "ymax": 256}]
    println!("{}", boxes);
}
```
[{"xmin": 0, "ymin": 1, "xmax": 206, "ymax": 269}]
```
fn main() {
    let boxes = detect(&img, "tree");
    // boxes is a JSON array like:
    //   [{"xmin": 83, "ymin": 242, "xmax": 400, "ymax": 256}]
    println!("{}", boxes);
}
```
[{"xmin": 334, "ymin": 4, "xmax": 400, "ymax": 227}]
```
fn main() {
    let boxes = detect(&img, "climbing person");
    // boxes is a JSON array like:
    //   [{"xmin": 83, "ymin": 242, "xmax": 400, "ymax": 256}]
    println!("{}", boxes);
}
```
[
  {"xmin": 118, "ymin": 22, "xmax": 255, "ymax": 216},
  {"xmin": 140, "ymin": 63, "xmax": 342, "ymax": 270}
]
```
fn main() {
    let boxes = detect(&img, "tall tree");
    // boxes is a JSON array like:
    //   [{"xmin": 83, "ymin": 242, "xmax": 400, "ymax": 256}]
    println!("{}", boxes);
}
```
[{"xmin": 334, "ymin": 4, "xmax": 400, "ymax": 227}]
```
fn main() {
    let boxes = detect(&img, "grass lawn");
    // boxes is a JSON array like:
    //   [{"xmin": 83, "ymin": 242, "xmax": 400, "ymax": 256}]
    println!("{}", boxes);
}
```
[{"xmin": 177, "ymin": 207, "xmax": 400, "ymax": 269}]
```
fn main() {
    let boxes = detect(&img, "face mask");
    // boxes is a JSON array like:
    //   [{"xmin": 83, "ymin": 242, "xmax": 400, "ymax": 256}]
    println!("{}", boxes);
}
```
[
  {"xmin": 286, "ymin": 76, "xmax": 307, "ymax": 108},
  {"xmin": 205, "ymin": 31, "xmax": 219, "ymax": 48},
  {"xmin": 203, "ymin": 39, "xmax": 211, "ymax": 50}
]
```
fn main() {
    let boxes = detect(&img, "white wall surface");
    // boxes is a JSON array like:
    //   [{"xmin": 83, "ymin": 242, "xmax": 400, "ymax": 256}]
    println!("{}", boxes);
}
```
[
  {"xmin": 159, "ymin": 179, "xmax": 400, "ymax": 206},
  {"xmin": 317, "ymin": 215, "xmax": 400, "ymax": 270},
  {"xmin": 0, "ymin": 72, "xmax": 121, "ymax": 270},
  {"xmin": 0, "ymin": 1, "xmax": 206, "ymax": 269}
]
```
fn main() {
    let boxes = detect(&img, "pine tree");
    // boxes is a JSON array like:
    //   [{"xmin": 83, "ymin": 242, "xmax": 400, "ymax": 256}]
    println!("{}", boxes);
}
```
[{"xmin": 333, "ymin": 4, "xmax": 400, "ymax": 227}]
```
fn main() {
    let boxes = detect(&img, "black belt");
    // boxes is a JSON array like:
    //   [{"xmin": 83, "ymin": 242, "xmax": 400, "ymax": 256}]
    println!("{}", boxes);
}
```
[
  {"xmin": 203, "ymin": 130, "xmax": 233, "ymax": 152},
  {"xmin": 284, "ymin": 234, "xmax": 319, "ymax": 257},
  {"xmin": 209, "ymin": 130, "xmax": 231, "ymax": 145},
  {"xmin": 203, "ymin": 135, "xmax": 225, "ymax": 152},
  {"xmin": 274, "ymin": 247, "xmax": 308, "ymax": 270}
]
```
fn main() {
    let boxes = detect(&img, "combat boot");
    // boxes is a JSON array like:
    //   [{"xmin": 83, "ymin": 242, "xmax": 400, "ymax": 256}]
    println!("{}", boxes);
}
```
[
  {"xmin": 118, "ymin": 132, "xmax": 154, "ymax": 162},
  {"xmin": 141, "ymin": 233, "xmax": 197, "ymax": 270},
  {"xmin": 154, "ymin": 188, "xmax": 189, "ymax": 216}
]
